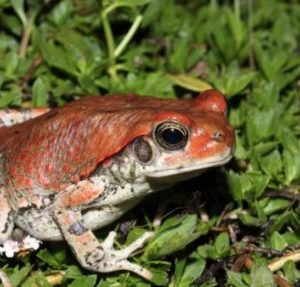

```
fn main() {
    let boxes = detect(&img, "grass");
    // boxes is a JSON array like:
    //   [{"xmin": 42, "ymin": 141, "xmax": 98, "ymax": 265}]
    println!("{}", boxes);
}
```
[{"xmin": 0, "ymin": 0, "xmax": 300, "ymax": 286}]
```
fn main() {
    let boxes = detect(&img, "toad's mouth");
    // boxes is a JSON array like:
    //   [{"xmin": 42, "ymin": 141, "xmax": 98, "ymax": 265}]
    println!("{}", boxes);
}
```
[{"xmin": 145, "ymin": 150, "xmax": 233, "ymax": 178}]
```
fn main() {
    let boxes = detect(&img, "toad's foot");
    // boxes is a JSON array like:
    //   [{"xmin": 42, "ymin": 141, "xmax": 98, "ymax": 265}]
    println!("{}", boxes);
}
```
[{"xmin": 52, "ymin": 209, "xmax": 154, "ymax": 279}]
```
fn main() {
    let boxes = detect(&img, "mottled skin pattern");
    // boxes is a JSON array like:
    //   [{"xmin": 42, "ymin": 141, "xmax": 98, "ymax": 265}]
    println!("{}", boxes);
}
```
[
  {"xmin": 0, "ymin": 90, "xmax": 235, "ymax": 279},
  {"xmin": 0, "ymin": 108, "xmax": 49, "ymax": 128}
]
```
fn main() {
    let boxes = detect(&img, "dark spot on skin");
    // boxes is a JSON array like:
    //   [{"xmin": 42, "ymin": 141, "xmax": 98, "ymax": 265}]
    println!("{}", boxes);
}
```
[
  {"xmin": 1, "ymin": 212, "xmax": 12, "ymax": 234},
  {"xmin": 85, "ymin": 251, "xmax": 92, "ymax": 259},
  {"xmin": 47, "ymin": 194, "xmax": 56, "ymax": 201},
  {"xmin": 133, "ymin": 138, "xmax": 153, "ymax": 164},
  {"xmin": 67, "ymin": 221, "xmax": 88, "ymax": 236},
  {"xmin": 96, "ymin": 246, "xmax": 104, "ymax": 252},
  {"xmin": 18, "ymin": 205, "xmax": 33, "ymax": 214},
  {"xmin": 84, "ymin": 247, "xmax": 105, "ymax": 267},
  {"xmin": 13, "ymin": 130, "xmax": 20, "ymax": 134}
]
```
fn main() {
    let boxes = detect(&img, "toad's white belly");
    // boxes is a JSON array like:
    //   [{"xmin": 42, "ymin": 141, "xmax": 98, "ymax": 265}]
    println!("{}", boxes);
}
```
[{"xmin": 15, "ymin": 198, "xmax": 142, "ymax": 241}]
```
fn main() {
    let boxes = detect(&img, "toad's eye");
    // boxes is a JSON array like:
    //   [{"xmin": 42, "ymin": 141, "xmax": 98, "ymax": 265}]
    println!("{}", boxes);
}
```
[{"xmin": 154, "ymin": 121, "xmax": 189, "ymax": 150}]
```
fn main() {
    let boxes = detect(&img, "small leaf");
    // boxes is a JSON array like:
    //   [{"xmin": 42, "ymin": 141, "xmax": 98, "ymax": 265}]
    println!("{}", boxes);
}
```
[
  {"xmin": 49, "ymin": 0, "xmax": 73, "ymax": 26},
  {"xmin": 115, "ymin": 0, "xmax": 150, "ymax": 7},
  {"xmin": 197, "ymin": 244, "xmax": 218, "ymax": 260},
  {"xmin": 283, "ymin": 150, "xmax": 300, "ymax": 185},
  {"xmin": 239, "ymin": 212, "xmax": 266, "ymax": 227},
  {"xmin": 4, "ymin": 52, "xmax": 19, "ymax": 76},
  {"xmin": 263, "ymin": 199, "xmax": 290, "ymax": 215},
  {"xmin": 37, "ymin": 245, "xmax": 66, "ymax": 269},
  {"xmin": 180, "ymin": 257, "xmax": 206, "ymax": 286},
  {"xmin": 145, "ymin": 214, "xmax": 210, "ymax": 259},
  {"xmin": 250, "ymin": 264, "xmax": 275, "ymax": 287},
  {"xmin": 32, "ymin": 77, "xmax": 49, "ymax": 107},
  {"xmin": 282, "ymin": 261, "xmax": 300, "ymax": 284},
  {"xmin": 168, "ymin": 74, "xmax": 212, "ymax": 92},
  {"xmin": 260, "ymin": 150, "xmax": 283, "ymax": 178},
  {"xmin": 11, "ymin": 0, "xmax": 27, "ymax": 26},
  {"xmin": 8, "ymin": 265, "xmax": 32, "ymax": 287},
  {"xmin": 214, "ymin": 232, "xmax": 230, "ymax": 256},
  {"xmin": 40, "ymin": 41, "xmax": 78, "ymax": 76},
  {"xmin": 68, "ymin": 275, "xmax": 97, "ymax": 287},
  {"xmin": 227, "ymin": 270, "xmax": 248, "ymax": 287},
  {"xmin": 270, "ymin": 232, "xmax": 288, "ymax": 251},
  {"xmin": 226, "ymin": 72, "xmax": 256, "ymax": 98}
]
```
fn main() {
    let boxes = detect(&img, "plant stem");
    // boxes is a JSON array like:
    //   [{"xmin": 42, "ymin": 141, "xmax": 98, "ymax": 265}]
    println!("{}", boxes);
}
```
[
  {"xmin": 19, "ymin": 21, "xmax": 33, "ymax": 57},
  {"xmin": 101, "ymin": 12, "xmax": 115, "ymax": 68},
  {"xmin": 114, "ymin": 15, "xmax": 143, "ymax": 58},
  {"xmin": 234, "ymin": 0, "xmax": 240, "ymax": 20},
  {"xmin": 248, "ymin": 0, "xmax": 255, "ymax": 69}
]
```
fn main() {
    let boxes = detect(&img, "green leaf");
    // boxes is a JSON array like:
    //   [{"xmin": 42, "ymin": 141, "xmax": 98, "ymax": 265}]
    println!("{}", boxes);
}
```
[
  {"xmin": 11, "ymin": 0, "xmax": 27, "ymax": 26},
  {"xmin": 250, "ymin": 264, "xmax": 275, "ymax": 287},
  {"xmin": 0, "ymin": 87, "xmax": 22, "ymax": 107},
  {"xmin": 69, "ymin": 275, "xmax": 97, "ymax": 287},
  {"xmin": 173, "ymin": 255, "xmax": 206, "ymax": 287},
  {"xmin": 32, "ymin": 77, "xmax": 49, "ymax": 107},
  {"xmin": 227, "ymin": 9, "xmax": 245, "ymax": 50},
  {"xmin": 260, "ymin": 150, "xmax": 283, "ymax": 178},
  {"xmin": 254, "ymin": 43, "xmax": 288, "ymax": 81},
  {"xmin": 30, "ymin": 271, "xmax": 52, "ymax": 287},
  {"xmin": 214, "ymin": 232, "xmax": 230, "ymax": 256},
  {"xmin": 227, "ymin": 172, "xmax": 269, "ymax": 203},
  {"xmin": 49, "ymin": 0, "xmax": 73, "ymax": 26},
  {"xmin": 40, "ymin": 41, "xmax": 78, "ymax": 76},
  {"xmin": 37, "ymin": 245, "xmax": 67, "ymax": 269},
  {"xmin": 227, "ymin": 270, "xmax": 248, "ymax": 287},
  {"xmin": 283, "ymin": 261, "xmax": 300, "ymax": 284},
  {"xmin": 145, "ymin": 214, "xmax": 210, "ymax": 259},
  {"xmin": 270, "ymin": 232, "xmax": 288, "ymax": 251},
  {"xmin": 168, "ymin": 74, "xmax": 212, "ymax": 92},
  {"xmin": 181, "ymin": 259, "xmax": 206, "ymax": 285},
  {"xmin": 4, "ymin": 51, "xmax": 19, "ymax": 76},
  {"xmin": 246, "ymin": 108, "xmax": 277, "ymax": 147},
  {"xmin": 197, "ymin": 244, "xmax": 218, "ymax": 260},
  {"xmin": 226, "ymin": 72, "xmax": 256, "ymax": 98},
  {"xmin": 263, "ymin": 199, "xmax": 290, "ymax": 215},
  {"xmin": 7, "ymin": 265, "xmax": 32, "ymax": 287},
  {"xmin": 239, "ymin": 212, "xmax": 266, "ymax": 227},
  {"xmin": 63, "ymin": 265, "xmax": 84, "ymax": 280},
  {"xmin": 283, "ymin": 150, "xmax": 300, "ymax": 185},
  {"xmin": 115, "ymin": 0, "xmax": 150, "ymax": 7}
]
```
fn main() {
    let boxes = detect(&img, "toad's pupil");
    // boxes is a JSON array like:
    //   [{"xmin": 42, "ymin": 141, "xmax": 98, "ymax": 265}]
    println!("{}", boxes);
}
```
[{"xmin": 162, "ymin": 128, "xmax": 184, "ymax": 145}]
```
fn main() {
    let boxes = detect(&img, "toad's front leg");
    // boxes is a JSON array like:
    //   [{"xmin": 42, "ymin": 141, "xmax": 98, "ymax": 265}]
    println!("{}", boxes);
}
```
[
  {"xmin": 49, "ymin": 180, "xmax": 153, "ymax": 279},
  {"xmin": 51, "ymin": 208, "xmax": 153, "ymax": 279}
]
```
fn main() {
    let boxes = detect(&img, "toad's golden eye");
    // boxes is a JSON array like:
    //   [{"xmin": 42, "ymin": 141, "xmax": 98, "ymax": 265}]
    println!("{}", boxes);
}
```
[{"xmin": 154, "ymin": 121, "xmax": 189, "ymax": 151}]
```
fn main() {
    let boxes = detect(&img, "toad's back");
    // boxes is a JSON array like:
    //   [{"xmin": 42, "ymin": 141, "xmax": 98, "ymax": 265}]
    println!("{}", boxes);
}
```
[{"xmin": 0, "ymin": 93, "xmax": 230, "ymax": 195}]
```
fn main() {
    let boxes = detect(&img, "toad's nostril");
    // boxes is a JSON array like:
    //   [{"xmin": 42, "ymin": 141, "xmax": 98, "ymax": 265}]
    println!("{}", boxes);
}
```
[{"xmin": 212, "ymin": 131, "xmax": 225, "ymax": 142}]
